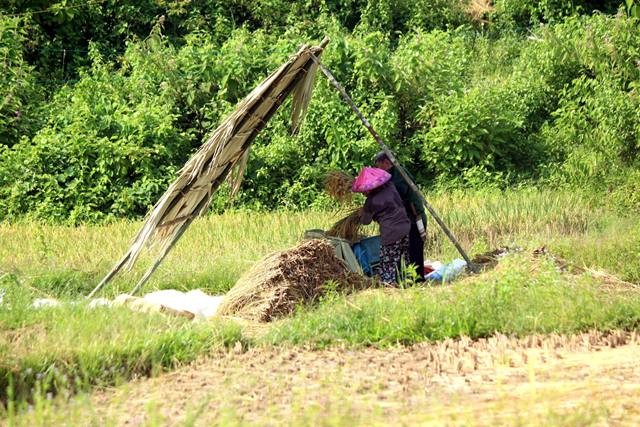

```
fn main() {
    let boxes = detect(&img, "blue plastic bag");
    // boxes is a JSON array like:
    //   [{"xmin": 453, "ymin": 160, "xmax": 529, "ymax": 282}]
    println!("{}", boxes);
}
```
[{"xmin": 425, "ymin": 258, "xmax": 467, "ymax": 282}]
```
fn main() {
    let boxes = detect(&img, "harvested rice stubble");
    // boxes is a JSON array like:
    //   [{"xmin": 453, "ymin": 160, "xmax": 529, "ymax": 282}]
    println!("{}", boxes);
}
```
[{"xmin": 218, "ymin": 239, "xmax": 369, "ymax": 321}]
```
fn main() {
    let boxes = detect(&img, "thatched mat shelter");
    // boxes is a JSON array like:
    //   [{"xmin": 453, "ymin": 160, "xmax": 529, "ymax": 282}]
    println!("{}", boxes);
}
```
[
  {"xmin": 89, "ymin": 34, "xmax": 473, "ymax": 299},
  {"xmin": 217, "ymin": 239, "xmax": 369, "ymax": 322},
  {"xmin": 89, "ymin": 38, "xmax": 329, "ymax": 297}
]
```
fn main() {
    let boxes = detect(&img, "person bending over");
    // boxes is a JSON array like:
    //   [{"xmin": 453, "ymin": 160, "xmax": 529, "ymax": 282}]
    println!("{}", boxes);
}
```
[
  {"xmin": 352, "ymin": 167, "xmax": 410, "ymax": 284},
  {"xmin": 374, "ymin": 152, "xmax": 427, "ymax": 281}
]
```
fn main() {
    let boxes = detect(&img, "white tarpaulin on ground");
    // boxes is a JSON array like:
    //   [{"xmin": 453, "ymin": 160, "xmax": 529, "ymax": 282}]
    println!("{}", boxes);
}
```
[{"xmin": 31, "ymin": 289, "xmax": 224, "ymax": 320}]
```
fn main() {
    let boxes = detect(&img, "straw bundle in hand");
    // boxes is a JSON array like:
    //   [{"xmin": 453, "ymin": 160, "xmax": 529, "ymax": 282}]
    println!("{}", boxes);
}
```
[
  {"xmin": 324, "ymin": 170, "xmax": 354, "ymax": 203},
  {"xmin": 326, "ymin": 208, "xmax": 363, "ymax": 243}
]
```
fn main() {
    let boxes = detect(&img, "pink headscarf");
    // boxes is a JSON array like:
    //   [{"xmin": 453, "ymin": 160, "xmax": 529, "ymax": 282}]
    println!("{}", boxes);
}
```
[{"xmin": 351, "ymin": 167, "xmax": 392, "ymax": 193}]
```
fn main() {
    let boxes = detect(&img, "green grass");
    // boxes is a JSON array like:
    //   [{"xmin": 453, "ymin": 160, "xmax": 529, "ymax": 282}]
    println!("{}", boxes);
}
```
[
  {"xmin": 0, "ymin": 189, "xmax": 627, "ymax": 298},
  {"xmin": 549, "ymin": 217, "xmax": 640, "ymax": 283},
  {"xmin": 0, "ymin": 189, "xmax": 639, "ymax": 408},
  {"xmin": 0, "ymin": 301, "xmax": 245, "ymax": 406},
  {"xmin": 264, "ymin": 254, "xmax": 640, "ymax": 348},
  {"xmin": 0, "ymin": 210, "xmax": 335, "ymax": 297}
]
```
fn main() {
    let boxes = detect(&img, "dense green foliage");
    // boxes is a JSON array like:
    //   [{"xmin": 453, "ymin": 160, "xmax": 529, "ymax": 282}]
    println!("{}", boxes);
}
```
[
  {"xmin": 1, "ymin": 1, "xmax": 639, "ymax": 222},
  {"xmin": 0, "ymin": 17, "xmax": 44, "ymax": 147}
]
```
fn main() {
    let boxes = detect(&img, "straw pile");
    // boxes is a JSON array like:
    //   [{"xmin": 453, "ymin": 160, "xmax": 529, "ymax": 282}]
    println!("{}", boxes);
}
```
[
  {"xmin": 324, "ymin": 170, "xmax": 354, "ymax": 203},
  {"xmin": 326, "ymin": 208, "xmax": 364, "ymax": 243},
  {"xmin": 217, "ymin": 239, "xmax": 368, "ymax": 322}
]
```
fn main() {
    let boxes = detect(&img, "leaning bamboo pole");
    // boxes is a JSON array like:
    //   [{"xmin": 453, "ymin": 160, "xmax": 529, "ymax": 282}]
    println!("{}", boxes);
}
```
[{"xmin": 310, "ymin": 54, "xmax": 475, "ymax": 271}]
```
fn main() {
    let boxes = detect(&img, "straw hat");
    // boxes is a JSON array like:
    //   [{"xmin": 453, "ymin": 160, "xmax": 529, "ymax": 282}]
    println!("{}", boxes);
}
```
[{"xmin": 351, "ymin": 167, "xmax": 391, "ymax": 193}]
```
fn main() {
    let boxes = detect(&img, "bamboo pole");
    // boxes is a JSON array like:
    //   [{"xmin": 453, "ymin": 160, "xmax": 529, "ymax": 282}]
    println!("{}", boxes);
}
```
[{"xmin": 310, "ymin": 54, "xmax": 476, "ymax": 271}]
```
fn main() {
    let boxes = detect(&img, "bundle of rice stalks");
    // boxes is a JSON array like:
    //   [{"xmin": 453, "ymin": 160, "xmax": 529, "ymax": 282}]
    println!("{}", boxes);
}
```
[
  {"xmin": 326, "ymin": 208, "xmax": 364, "ymax": 243},
  {"xmin": 217, "ymin": 239, "xmax": 368, "ymax": 322},
  {"xmin": 324, "ymin": 170, "xmax": 354, "ymax": 203}
]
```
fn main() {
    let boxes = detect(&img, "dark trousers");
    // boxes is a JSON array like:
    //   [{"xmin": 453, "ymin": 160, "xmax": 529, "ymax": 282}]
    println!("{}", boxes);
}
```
[{"xmin": 408, "ymin": 220, "xmax": 425, "ymax": 280}]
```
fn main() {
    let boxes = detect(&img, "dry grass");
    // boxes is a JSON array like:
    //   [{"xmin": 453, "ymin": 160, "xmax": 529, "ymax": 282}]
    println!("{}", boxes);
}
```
[
  {"xmin": 217, "ymin": 239, "xmax": 368, "ymax": 322},
  {"xmin": 323, "ymin": 170, "xmax": 354, "ymax": 203},
  {"xmin": 466, "ymin": 0, "xmax": 495, "ymax": 25},
  {"xmin": 326, "ymin": 208, "xmax": 364, "ymax": 243},
  {"xmin": 10, "ymin": 330, "xmax": 640, "ymax": 426}
]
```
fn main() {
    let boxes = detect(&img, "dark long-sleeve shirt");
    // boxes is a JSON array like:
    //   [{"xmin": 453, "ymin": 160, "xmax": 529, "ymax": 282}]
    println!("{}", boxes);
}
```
[
  {"xmin": 390, "ymin": 166, "xmax": 427, "ymax": 225},
  {"xmin": 360, "ymin": 182, "xmax": 411, "ymax": 245}
]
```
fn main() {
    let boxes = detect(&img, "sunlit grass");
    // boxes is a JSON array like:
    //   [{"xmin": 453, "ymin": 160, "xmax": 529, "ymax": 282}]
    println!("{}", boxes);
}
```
[
  {"xmin": 0, "ymin": 210, "xmax": 334, "ymax": 296},
  {"xmin": 0, "ymin": 189, "xmax": 617, "ymax": 297},
  {"xmin": 0, "ymin": 302, "xmax": 244, "ymax": 404},
  {"xmin": 0, "ymin": 189, "xmax": 638, "ymax": 408},
  {"xmin": 264, "ymin": 254, "xmax": 640, "ymax": 348}
]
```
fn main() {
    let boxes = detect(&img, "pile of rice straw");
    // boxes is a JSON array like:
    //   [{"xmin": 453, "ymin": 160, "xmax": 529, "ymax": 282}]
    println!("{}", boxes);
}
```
[
  {"xmin": 326, "ymin": 208, "xmax": 364, "ymax": 243},
  {"xmin": 324, "ymin": 170, "xmax": 354, "ymax": 203},
  {"xmin": 217, "ymin": 239, "xmax": 368, "ymax": 322}
]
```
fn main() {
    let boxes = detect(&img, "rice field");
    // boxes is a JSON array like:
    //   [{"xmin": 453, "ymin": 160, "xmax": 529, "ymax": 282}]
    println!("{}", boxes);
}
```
[
  {"xmin": 7, "ymin": 330, "xmax": 640, "ymax": 426},
  {"xmin": 0, "ymin": 188, "xmax": 624, "ymax": 298},
  {"xmin": 1, "ymin": 189, "xmax": 639, "ymax": 419}
]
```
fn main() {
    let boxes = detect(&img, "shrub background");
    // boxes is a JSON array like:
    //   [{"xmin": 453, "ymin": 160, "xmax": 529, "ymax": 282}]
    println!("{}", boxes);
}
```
[{"xmin": 1, "ymin": 1, "xmax": 639, "ymax": 222}]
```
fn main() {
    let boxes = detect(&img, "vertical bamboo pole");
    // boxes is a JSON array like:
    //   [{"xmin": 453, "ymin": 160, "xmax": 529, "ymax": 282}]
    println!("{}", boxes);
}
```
[{"xmin": 311, "ymin": 54, "xmax": 475, "ymax": 271}]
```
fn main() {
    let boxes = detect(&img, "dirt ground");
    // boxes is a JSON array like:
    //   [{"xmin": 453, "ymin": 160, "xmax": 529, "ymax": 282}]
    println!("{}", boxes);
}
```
[{"xmin": 80, "ymin": 329, "xmax": 640, "ymax": 426}]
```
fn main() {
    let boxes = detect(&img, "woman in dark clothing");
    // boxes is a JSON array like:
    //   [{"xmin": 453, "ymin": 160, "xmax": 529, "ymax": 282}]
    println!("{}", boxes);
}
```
[
  {"xmin": 352, "ymin": 167, "xmax": 410, "ymax": 284},
  {"xmin": 374, "ymin": 151, "xmax": 426, "ymax": 281}
]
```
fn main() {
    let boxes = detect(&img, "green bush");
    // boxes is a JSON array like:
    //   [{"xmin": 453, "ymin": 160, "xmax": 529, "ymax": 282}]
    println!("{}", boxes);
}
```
[
  {"xmin": 541, "ymin": 76, "xmax": 640, "ymax": 185},
  {"xmin": 414, "ymin": 78, "xmax": 547, "ymax": 181},
  {"xmin": 537, "ymin": 15, "xmax": 640, "ymax": 185},
  {"xmin": 0, "ymin": 33, "xmax": 190, "ymax": 223},
  {"xmin": 0, "ymin": 16, "xmax": 43, "ymax": 147},
  {"xmin": 493, "ymin": 0, "xmax": 620, "ymax": 28},
  {"xmin": 359, "ymin": 0, "xmax": 468, "ymax": 35},
  {"xmin": 1, "ymin": 3, "xmax": 640, "ymax": 219},
  {"xmin": 390, "ymin": 29, "xmax": 472, "ymax": 125},
  {"xmin": 609, "ymin": 170, "xmax": 640, "ymax": 213}
]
